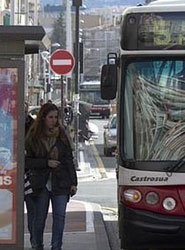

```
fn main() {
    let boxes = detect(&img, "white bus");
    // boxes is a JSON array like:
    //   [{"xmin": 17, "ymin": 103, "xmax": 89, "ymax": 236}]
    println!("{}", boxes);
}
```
[
  {"xmin": 101, "ymin": 0, "xmax": 185, "ymax": 249},
  {"xmin": 80, "ymin": 81, "xmax": 110, "ymax": 118}
]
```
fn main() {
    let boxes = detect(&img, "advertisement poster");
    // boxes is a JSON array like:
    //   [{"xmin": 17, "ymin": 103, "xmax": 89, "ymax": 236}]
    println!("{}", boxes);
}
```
[{"xmin": 0, "ymin": 68, "xmax": 18, "ymax": 244}]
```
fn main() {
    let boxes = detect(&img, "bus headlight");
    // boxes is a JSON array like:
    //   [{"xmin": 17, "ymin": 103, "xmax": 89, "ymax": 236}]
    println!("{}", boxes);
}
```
[
  {"xmin": 123, "ymin": 189, "xmax": 142, "ymax": 203},
  {"xmin": 145, "ymin": 192, "xmax": 159, "ymax": 205},
  {"xmin": 162, "ymin": 197, "xmax": 176, "ymax": 211}
]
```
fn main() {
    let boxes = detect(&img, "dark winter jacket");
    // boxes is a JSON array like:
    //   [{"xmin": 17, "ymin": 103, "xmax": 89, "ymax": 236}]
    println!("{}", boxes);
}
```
[{"xmin": 25, "ymin": 134, "xmax": 77, "ymax": 195}]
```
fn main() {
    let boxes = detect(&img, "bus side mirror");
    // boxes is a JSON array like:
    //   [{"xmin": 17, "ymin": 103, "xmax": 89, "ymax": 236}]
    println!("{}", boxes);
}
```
[{"xmin": 101, "ymin": 64, "xmax": 117, "ymax": 100}]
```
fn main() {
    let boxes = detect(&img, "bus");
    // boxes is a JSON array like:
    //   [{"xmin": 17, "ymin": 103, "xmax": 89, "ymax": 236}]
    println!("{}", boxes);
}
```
[
  {"xmin": 101, "ymin": 0, "xmax": 185, "ymax": 249},
  {"xmin": 79, "ymin": 81, "xmax": 110, "ymax": 118}
]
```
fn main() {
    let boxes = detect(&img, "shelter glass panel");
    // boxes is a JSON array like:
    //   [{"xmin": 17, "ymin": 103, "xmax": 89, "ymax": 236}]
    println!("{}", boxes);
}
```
[{"xmin": 0, "ymin": 68, "xmax": 18, "ymax": 244}]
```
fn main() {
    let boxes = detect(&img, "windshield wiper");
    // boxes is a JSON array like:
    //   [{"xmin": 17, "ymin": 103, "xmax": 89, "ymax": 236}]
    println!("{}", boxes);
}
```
[{"xmin": 166, "ymin": 154, "xmax": 185, "ymax": 176}]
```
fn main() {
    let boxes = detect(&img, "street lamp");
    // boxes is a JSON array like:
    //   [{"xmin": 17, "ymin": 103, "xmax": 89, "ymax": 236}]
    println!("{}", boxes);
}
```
[
  {"xmin": 41, "ymin": 51, "xmax": 50, "ymax": 63},
  {"xmin": 51, "ymin": 42, "xmax": 61, "ymax": 48},
  {"xmin": 41, "ymin": 50, "xmax": 50, "ymax": 101},
  {"xmin": 40, "ymin": 43, "xmax": 61, "ymax": 102}
]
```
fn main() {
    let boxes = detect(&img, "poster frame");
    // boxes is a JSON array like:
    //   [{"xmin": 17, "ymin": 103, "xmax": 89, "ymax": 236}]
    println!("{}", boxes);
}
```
[{"xmin": 0, "ymin": 58, "xmax": 24, "ymax": 250}]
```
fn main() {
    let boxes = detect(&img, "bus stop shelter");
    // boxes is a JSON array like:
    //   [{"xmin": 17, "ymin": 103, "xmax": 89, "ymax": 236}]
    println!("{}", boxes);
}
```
[{"xmin": 0, "ymin": 25, "xmax": 45, "ymax": 250}]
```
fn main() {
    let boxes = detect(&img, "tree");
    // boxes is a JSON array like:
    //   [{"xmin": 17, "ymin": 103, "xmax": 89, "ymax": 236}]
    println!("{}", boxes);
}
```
[{"xmin": 51, "ymin": 10, "xmax": 66, "ymax": 49}]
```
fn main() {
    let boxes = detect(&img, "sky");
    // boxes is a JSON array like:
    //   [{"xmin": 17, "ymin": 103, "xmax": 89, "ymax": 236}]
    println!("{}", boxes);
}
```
[{"xmin": 41, "ymin": 0, "xmax": 145, "ymax": 7}]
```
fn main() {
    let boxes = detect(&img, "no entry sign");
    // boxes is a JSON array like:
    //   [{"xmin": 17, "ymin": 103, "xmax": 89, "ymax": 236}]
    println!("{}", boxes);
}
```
[{"xmin": 49, "ymin": 49, "xmax": 75, "ymax": 75}]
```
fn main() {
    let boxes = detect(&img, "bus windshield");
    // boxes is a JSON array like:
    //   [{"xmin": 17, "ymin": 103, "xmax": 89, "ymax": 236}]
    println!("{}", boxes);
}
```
[
  {"xmin": 80, "ymin": 90, "xmax": 109, "ymax": 105},
  {"xmin": 123, "ymin": 58, "xmax": 185, "ymax": 161}
]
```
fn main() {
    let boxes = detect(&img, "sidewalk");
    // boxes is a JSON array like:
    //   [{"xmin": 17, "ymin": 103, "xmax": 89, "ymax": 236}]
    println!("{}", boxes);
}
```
[
  {"xmin": 24, "ymin": 200, "xmax": 111, "ymax": 250},
  {"xmin": 24, "ymin": 142, "xmax": 111, "ymax": 250}
]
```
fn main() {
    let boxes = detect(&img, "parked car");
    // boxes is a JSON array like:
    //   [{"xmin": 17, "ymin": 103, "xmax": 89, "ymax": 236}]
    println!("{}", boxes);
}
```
[{"xmin": 103, "ymin": 114, "xmax": 117, "ymax": 156}]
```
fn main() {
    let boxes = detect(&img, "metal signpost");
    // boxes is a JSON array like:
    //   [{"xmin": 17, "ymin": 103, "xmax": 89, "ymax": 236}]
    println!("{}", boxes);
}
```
[
  {"xmin": 49, "ymin": 49, "xmax": 75, "ymax": 125},
  {"xmin": 72, "ymin": 0, "xmax": 82, "ymax": 170}
]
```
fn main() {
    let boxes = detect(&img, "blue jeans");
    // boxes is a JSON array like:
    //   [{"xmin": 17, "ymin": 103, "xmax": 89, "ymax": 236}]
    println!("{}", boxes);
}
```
[
  {"xmin": 30, "ymin": 188, "xmax": 68, "ymax": 249},
  {"xmin": 51, "ymin": 193, "xmax": 68, "ymax": 249},
  {"xmin": 25, "ymin": 195, "xmax": 37, "ymax": 248}
]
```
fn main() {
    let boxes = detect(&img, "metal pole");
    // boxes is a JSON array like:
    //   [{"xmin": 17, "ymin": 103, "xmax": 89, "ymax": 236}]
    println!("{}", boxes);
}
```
[
  {"xmin": 25, "ymin": 0, "xmax": 29, "ymax": 25},
  {"xmin": 66, "ymin": 0, "xmax": 72, "ymax": 96},
  {"xmin": 61, "ymin": 75, "xmax": 64, "ymax": 126},
  {"xmin": 43, "ymin": 58, "xmax": 47, "ymax": 102},
  {"xmin": 48, "ymin": 49, "xmax": 52, "ymax": 101},
  {"xmin": 74, "ymin": 4, "xmax": 80, "ymax": 94},
  {"xmin": 10, "ymin": 0, "xmax": 15, "ymax": 25},
  {"xmin": 34, "ymin": 0, "xmax": 38, "ymax": 25},
  {"xmin": 73, "ymin": 0, "xmax": 82, "ymax": 170}
]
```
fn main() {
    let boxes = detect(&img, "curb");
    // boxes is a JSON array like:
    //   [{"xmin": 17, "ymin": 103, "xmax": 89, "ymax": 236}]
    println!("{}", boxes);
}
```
[
  {"xmin": 90, "ymin": 202, "xmax": 111, "ymax": 250},
  {"xmin": 77, "ymin": 161, "xmax": 93, "ymax": 180},
  {"xmin": 90, "ymin": 144, "xmax": 108, "ymax": 179},
  {"xmin": 77, "ymin": 142, "xmax": 95, "ymax": 181}
]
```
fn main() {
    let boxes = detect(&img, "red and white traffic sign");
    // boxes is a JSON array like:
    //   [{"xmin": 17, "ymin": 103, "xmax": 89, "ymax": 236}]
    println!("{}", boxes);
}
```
[{"xmin": 49, "ymin": 49, "xmax": 75, "ymax": 75}]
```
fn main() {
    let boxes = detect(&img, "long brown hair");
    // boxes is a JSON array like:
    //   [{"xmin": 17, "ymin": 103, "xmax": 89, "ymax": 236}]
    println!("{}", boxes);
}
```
[{"xmin": 26, "ymin": 103, "xmax": 69, "ymax": 152}]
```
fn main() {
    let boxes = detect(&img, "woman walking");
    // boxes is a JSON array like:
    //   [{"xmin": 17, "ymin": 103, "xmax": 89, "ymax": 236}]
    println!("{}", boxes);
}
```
[{"xmin": 25, "ymin": 103, "xmax": 77, "ymax": 250}]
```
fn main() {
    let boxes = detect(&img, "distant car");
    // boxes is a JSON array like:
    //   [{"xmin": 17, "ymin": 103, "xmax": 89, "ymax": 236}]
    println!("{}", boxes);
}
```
[
  {"xmin": 90, "ymin": 104, "xmax": 110, "ymax": 119},
  {"xmin": 103, "ymin": 114, "xmax": 117, "ymax": 156}
]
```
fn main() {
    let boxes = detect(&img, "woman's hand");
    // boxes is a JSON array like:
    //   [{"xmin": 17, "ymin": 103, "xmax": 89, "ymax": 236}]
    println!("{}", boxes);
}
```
[
  {"xmin": 70, "ymin": 185, "xmax": 77, "ymax": 197},
  {"xmin": 48, "ymin": 160, "xmax": 61, "ymax": 169}
]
